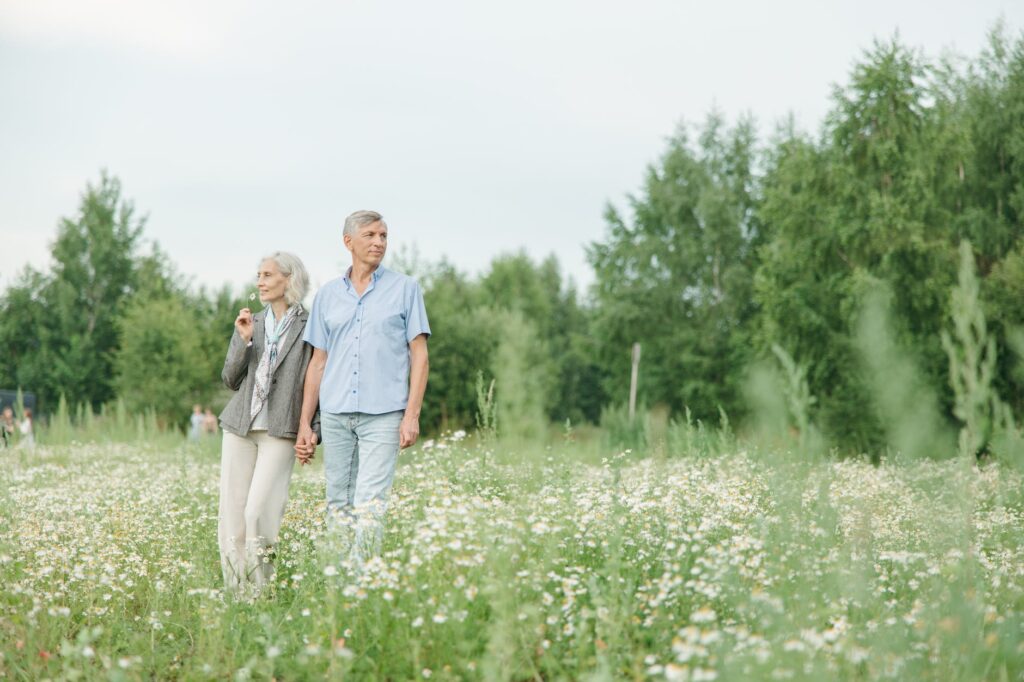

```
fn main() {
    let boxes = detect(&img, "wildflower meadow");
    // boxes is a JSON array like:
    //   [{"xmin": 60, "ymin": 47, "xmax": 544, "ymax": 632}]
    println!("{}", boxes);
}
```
[
  {"xmin": 6, "ymin": 10, "xmax": 1024, "ymax": 682},
  {"xmin": 1, "ymin": 427, "xmax": 1022, "ymax": 681}
]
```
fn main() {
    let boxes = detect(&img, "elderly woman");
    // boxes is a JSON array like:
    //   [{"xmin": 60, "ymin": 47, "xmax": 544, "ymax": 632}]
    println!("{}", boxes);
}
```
[{"xmin": 218, "ymin": 251, "xmax": 319, "ymax": 596}]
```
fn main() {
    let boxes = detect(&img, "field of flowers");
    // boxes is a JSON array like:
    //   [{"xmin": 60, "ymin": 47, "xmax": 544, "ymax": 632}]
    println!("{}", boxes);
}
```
[{"xmin": 0, "ymin": 434, "xmax": 1022, "ymax": 680}]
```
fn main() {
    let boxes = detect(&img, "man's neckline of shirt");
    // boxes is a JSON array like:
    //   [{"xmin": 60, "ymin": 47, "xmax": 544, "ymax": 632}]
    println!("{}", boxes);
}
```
[{"xmin": 342, "ymin": 265, "xmax": 387, "ymax": 296}]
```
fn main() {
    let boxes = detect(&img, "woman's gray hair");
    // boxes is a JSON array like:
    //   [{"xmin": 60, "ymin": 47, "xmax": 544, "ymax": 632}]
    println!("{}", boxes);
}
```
[
  {"xmin": 343, "ymin": 210, "xmax": 386, "ymax": 237},
  {"xmin": 260, "ymin": 251, "xmax": 310, "ymax": 307}
]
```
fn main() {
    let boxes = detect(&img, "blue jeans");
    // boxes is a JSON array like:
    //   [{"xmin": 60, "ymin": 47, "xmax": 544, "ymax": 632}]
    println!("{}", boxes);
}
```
[{"xmin": 321, "ymin": 410, "xmax": 403, "ymax": 564}]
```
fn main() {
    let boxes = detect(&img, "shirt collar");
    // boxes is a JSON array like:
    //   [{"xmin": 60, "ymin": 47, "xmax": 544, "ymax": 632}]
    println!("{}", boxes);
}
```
[{"xmin": 342, "ymin": 265, "xmax": 386, "ymax": 290}]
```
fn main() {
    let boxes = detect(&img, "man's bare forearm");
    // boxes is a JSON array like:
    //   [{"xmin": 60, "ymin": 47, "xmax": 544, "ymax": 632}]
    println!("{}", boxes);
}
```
[
  {"xmin": 405, "ymin": 337, "xmax": 429, "ymax": 418},
  {"xmin": 300, "ymin": 349, "xmax": 327, "ymax": 426}
]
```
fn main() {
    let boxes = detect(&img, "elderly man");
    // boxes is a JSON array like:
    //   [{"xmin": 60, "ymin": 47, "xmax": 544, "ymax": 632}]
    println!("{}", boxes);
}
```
[{"xmin": 295, "ymin": 210, "xmax": 430, "ymax": 563}]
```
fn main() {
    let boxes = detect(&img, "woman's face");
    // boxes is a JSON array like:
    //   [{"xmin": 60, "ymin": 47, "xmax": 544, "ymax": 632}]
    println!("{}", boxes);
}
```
[{"xmin": 257, "ymin": 259, "xmax": 290, "ymax": 306}]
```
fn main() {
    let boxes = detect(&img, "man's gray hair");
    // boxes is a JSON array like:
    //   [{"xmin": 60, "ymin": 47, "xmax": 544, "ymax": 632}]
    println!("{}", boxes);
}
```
[
  {"xmin": 343, "ymin": 210, "xmax": 386, "ymax": 237},
  {"xmin": 260, "ymin": 251, "xmax": 310, "ymax": 307}
]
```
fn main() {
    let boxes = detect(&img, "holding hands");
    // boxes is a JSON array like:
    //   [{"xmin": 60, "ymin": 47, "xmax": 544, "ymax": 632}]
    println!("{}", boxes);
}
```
[{"xmin": 295, "ymin": 423, "xmax": 317, "ymax": 466}]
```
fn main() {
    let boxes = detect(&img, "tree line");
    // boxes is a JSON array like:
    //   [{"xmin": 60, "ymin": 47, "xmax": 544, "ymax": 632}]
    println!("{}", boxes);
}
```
[
  {"xmin": 2, "ymin": 26, "xmax": 1024, "ymax": 454},
  {"xmin": 588, "ymin": 27, "xmax": 1024, "ymax": 453}
]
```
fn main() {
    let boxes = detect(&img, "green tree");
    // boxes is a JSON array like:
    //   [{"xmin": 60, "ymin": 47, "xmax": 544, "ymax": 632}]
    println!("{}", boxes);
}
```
[
  {"xmin": 479, "ymin": 252, "xmax": 560, "ymax": 418},
  {"xmin": 755, "ymin": 39, "xmax": 966, "ymax": 447},
  {"xmin": 0, "ymin": 268, "xmax": 50, "ymax": 399},
  {"xmin": 415, "ymin": 252, "xmax": 603, "ymax": 433},
  {"xmin": 188, "ymin": 282, "xmax": 250, "ymax": 412},
  {"xmin": 957, "ymin": 23, "xmax": 1024, "ymax": 262},
  {"xmin": 419, "ymin": 261, "xmax": 498, "ymax": 431},
  {"xmin": 477, "ymin": 251, "xmax": 604, "ymax": 425},
  {"xmin": 115, "ymin": 294, "xmax": 210, "ymax": 423},
  {"xmin": 492, "ymin": 309, "xmax": 548, "ymax": 442},
  {"xmin": 588, "ymin": 113, "xmax": 761, "ymax": 424},
  {"xmin": 551, "ymin": 284, "xmax": 605, "ymax": 424},
  {"xmin": 0, "ymin": 172, "xmax": 147, "ymax": 410},
  {"xmin": 967, "ymin": 26, "xmax": 1024, "ymax": 417},
  {"xmin": 987, "ymin": 242, "xmax": 1024, "ymax": 414}
]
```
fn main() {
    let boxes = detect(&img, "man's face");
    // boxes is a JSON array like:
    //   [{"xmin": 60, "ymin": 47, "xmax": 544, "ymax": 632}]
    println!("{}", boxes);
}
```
[
  {"xmin": 344, "ymin": 221, "xmax": 388, "ymax": 266},
  {"xmin": 2, "ymin": 407, "xmax": 12, "ymax": 421}
]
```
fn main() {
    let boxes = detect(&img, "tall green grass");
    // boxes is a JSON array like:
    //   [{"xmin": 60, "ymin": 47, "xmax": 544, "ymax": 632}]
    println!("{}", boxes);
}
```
[{"xmin": 28, "ymin": 396, "xmax": 184, "ymax": 449}]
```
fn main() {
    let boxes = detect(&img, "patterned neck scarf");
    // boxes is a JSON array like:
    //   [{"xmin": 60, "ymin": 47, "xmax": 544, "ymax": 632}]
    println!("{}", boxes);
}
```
[{"xmin": 250, "ymin": 305, "xmax": 301, "ymax": 420}]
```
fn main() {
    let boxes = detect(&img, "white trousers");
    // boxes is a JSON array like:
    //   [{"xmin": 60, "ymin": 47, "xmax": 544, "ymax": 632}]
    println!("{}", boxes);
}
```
[{"xmin": 218, "ymin": 430, "xmax": 296, "ymax": 595}]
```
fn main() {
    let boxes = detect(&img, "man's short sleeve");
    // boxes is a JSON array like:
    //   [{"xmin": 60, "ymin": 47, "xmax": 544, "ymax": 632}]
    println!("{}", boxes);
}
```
[
  {"xmin": 405, "ymin": 280, "xmax": 431, "ymax": 343},
  {"xmin": 304, "ymin": 287, "xmax": 330, "ymax": 350}
]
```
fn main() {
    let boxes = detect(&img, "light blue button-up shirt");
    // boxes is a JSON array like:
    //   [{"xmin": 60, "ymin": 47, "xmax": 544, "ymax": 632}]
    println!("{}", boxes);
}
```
[{"xmin": 304, "ymin": 266, "xmax": 430, "ymax": 415}]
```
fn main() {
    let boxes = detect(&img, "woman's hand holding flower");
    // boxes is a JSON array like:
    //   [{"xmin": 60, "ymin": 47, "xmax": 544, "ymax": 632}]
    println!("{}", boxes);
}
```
[{"xmin": 235, "ymin": 308, "xmax": 254, "ymax": 343}]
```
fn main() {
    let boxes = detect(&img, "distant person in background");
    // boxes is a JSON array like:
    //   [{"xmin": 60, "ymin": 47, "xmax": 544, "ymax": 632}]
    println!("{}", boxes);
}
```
[
  {"xmin": 1, "ymin": 406, "xmax": 15, "ymax": 448},
  {"xmin": 217, "ymin": 251, "xmax": 320, "ymax": 598},
  {"xmin": 203, "ymin": 407, "xmax": 218, "ymax": 436},
  {"xmin": 189, "ymin": 404, "xmax": 204, "ymax": 441},
  {"xmin": 18, "ymin": 408, "xmax": 34, "ymax": 449}
]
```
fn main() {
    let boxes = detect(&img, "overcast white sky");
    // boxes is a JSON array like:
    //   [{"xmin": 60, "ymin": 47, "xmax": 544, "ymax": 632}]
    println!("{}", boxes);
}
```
[{"xmin": 1, "ymin": 1, "xmax": 1022, "ymax": 296}]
